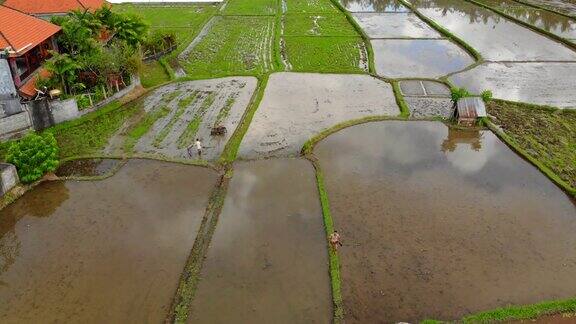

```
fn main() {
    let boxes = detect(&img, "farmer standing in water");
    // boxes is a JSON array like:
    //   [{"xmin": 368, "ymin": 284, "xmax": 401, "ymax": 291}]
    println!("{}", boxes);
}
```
[
  {"xmin": 195, "ymin": 138, "xmax": 203, "ymax": 157},
  {"xmin": 329, "ymin": 230, "xmax": 342, "ymax": 251}
]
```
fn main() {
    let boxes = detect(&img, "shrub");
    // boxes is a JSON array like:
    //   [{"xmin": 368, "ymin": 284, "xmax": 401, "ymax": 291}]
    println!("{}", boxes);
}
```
[
  {"xmin": 451, "ymin": 87, "xmax": 470, "ymax": 103},
  {"xmin": 481, "ymin": 89, "xmax": 493, "ymax": 102},
  {"xmin": 6, "ymin": 133, "xmax": 60, "ymax": 183}
]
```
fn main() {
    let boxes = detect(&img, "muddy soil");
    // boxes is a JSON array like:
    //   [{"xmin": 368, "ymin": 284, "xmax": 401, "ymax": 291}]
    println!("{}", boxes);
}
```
[
  {"xmin": 188, "ymin": 159, "xmax": 331, "ymax": 323},
  {"xmin": 315, "ymin": 121, "xmax": 576, "ymax": 323},
  {"xmin": 135, "ymin": 77, "xmax": 257, "ymax": 160},
  {"xmin": 239, "ymin": 72, "xmax": 399, "ymax": 159},
  {"xmin": 372, "ymin": 39, "xmax": 475, "ymax": 78},
  {"xmin": 353, "ymin": 12, "xmax": 442, "ymax": 38},
  {"xmin": 55, "ymin": 159, "xmax": 121, "ymax": 177},
  {"xmin": 400, "ymin": 80, "xmax": 453, "ymax": 117},
  {"xmin": 412, "ymin": 0, "xmax": 576, "ymax": 61},
  {"xmin": 341, "ymin": 0, "xmax": 409, "ymax": 12},
  {"xmin": 0, "ymin": 160, "xmax": 219, "ymax": 323},
  {"xmin": 450, "ymin": 62, "xmax": 576, "ymax": 109}
]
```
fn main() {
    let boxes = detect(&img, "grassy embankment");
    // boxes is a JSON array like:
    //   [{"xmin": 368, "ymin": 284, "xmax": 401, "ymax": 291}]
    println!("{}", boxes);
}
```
[
  {"xmin": 113, "ymin": 4, "xmax": 218, "ymax": 87},
  {"xmin": 487, "ymin": 100, "xmax": 576, "ymax": 196}
]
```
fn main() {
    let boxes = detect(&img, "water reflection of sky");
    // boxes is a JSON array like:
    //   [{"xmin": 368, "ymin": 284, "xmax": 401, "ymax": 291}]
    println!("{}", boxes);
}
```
[
  {"xmin": 315, "ymin": 121, "xmax": 570, "ymax": 195},
  {"xmin": 341, "ymin": 0, "xmax": 409, "ymax": 12},
  {"xmin": 412, "ymin": 0, "xmax": 576, "ymax": 61}
]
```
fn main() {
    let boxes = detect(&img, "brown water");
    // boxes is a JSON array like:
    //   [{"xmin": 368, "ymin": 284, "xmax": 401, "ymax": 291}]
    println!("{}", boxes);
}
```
[
  {"xmin": 341, "ymin": 0, "xmax": 409, "ymax": 12},
  {"xmin": 0, "ymin": 160, "xmax": 219, "ymax": 323},
  {"xmin": 188, "ymin": 159, "xmax": 332, "ymax": 323},
  {"xmin": 411, "ymin": 0, "xmax": 576, "ymax": 61},
  {"xmin": 55, "ymin": 158, "xmax": 122, "ymax": 177},
  {"xmin": 477, "ymin": 0, "xmax": 576, "ymax": 39},
  {"xmin": 314, "ymin": 121, "xmax": 576, "ymax": 323}
]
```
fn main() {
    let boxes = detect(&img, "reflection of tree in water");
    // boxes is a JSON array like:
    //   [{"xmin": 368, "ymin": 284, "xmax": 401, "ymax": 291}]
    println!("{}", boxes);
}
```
[
  {"xmin": 0, "ymin": 181, "xmax": 70, "ymax": 276},
  {"xmin": 441, "ymin": 128, "xmax": 483, "ymax": 153},
  {"xmin": 340, "ymin": 0, "xmax": 407, "ymax": 11},
  {"xmin": 412, "ymin": 0, "xmax": 574, "ymax": 32}
]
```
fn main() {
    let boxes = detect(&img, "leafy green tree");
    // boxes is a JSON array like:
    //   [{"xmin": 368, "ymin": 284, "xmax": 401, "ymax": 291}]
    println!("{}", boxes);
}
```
[
  {"xmin": 7, "ymin": 133, "xmax": 59, "ymax": 184},
  {"xmin": 43, "ymin": 52, "xmax": 82, "ymax": 95}
]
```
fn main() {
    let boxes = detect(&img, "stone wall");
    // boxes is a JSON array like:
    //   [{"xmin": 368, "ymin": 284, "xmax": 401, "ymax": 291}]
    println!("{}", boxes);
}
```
[
  {"xmin": 0, "ymin": 163, "xmax": 19, "ymax": 197},
  {"xmin": 50, "ymin": 98, "xmax": 79, "ymax": 124},
  {"xmin": 0, "ymin": 110, "xmax": 32, "ymax": 139}
]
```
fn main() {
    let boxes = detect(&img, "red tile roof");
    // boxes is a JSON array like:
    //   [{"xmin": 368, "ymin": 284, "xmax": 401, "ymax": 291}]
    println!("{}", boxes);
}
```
[
  {"xmin": 3, "ymin": 0, "xmax": 107, "ymax": 15},
  {"xmin": 0, "ymin": 5, "xmax": 61, "ymax": 55},
  {"xmin": 19, "ymin": 68, "xmax": 52, "ymax": 98}
]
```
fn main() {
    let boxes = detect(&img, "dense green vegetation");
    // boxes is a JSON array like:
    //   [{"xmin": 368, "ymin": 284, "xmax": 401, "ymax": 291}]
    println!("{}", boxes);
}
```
[
  {"xmin": 113, "ymin": 4, "xmax": 218, "ymax": 87},
  {"xmin": 281, "ymin": 0, "xmax": 367, "ymax": 72},
  {"xmin": 222, "ymin": 0, "xmax": 277, "ymax": 15},
  {"xmin": 181, "ymin": 16, "xmax": 275, "ymax": 77},
  {"xmin": 285, "ymin": 0, "xmax": 339, "ymax": 13},
  {"xmin": 46, "ymin": 100, "xmax": 140, "ymax": 159},
  {"xmin": 487, "ymin": 100, "xmax": 576, "ymax": 193},
  {"xmin": 283, "ymin": 14, "xmax": 358, "ymax": 36},
  {"xmin": 6, "ymin": 133, "xmax": 59, "ymax": 183},
  {"xmin": 284, "ymin": 36, "xmax": 366, "ymax": 72}
]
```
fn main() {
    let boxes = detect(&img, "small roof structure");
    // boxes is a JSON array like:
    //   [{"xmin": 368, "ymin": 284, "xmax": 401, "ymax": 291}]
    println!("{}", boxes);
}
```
[
  {"xmin": 456, "ymin": 97, "xmax": 487, "ymax": 119},
  {"xmin": 3, "ymin": 0, "xmax": 107, "ymax": 16},
  {"xmin": 19, "ymin": 68, "xmax": 51, "ymax": 98},
  {"xmin": 0, "ymin": 5, "xmax": 61, "ymax": 56}
]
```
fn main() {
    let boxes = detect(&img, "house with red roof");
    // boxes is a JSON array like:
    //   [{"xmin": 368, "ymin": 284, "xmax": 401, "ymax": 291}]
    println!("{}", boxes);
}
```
[
  {"xmin": 3, "ymin": 0, "xmax": 108, "ymax": 20},
  {"xmin": 0, "ymin": 5, "xmax": 61, "ymax": 98}
]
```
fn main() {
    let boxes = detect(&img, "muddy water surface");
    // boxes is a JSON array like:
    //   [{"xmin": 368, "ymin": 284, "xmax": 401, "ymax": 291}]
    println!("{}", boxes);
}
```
[
  {"xmin": 315, "ymin": 122, "xmax": 576, "ymax": 323},
  {"xmin": 56, "ymin": 158, "xmax": 122, "ymax": 177},
  {"xmin": 0, "ymin": 160, "xmax": 219, "ymax": 323},
  {"xmin": 412, "ymin": 0, "xmax": 576, "ymax": 61},
  {"xmin": 188, "ymin": 159, "xmax": 331, "ymax": 323}
]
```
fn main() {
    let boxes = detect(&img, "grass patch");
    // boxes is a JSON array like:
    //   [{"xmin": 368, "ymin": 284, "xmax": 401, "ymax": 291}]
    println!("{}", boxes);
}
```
[
  {"xmin": 284, "ymin": 36, "xmax": 366, "ymax": 72},
  {"xmin": 459, "ymin": 297, "xmax": 576, "ymax": 323},
  {"xmin": 124, "ymin": 105, "xmax": 171, "ymax": 152},
  {"xmin": 222, "ymin": 0, "xmax": 277, "ymax": 15},
  {"xmin": 285, "ymin": 0, "xmax": 339, "ymax": 13},
  {"xmin": 392, "ymin": 81, "xmax": 411, "ymax": 118},
  {"xmin": 153, "ymin": 91, "xmax": 200, "ymax": 148},
  {"xmin": 219, "ymin": 75, "xmax": 268, "ymax": 163},
  {"xmin": 140, "ymin": 61, "xmax": 171, "ymax": 88},
  {"xmin": 182, "ymin": 16, "xmax": 275, "ymax": 77},
  {"xmin": 45, "ymin": 100, "xmax": 140, "ymax": 159},
  {"xmin": 283, "ymin": 14, "xmax": 358, "ymax": 36},
  {"xmin": 487, "ymin": 100, "xmax": 576, "ymax": 195},
  {"xmin": 176, "ymin": 92, "xmax": 216, "ymax": 149}
]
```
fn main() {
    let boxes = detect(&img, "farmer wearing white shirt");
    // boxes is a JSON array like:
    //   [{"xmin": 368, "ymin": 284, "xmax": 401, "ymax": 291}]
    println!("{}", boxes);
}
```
[{"xmin": 195, "ymin": 139, "xmax": 203, "ymax": 157}]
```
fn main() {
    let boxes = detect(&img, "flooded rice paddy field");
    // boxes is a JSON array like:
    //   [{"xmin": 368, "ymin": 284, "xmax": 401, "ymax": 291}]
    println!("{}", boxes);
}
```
[
  {"xmin": 0, "ymin": 160, "xmax": 219, "ymax": 323},
  {"xmin": 134, "ymin": 77, "xmax": 257, "ymax": 160},
  {"xmin": 521, "ymin": 0, "xmax": 576, "ymax": 17},
  {"xmin": 352, "ymin": 12, "xmax": 442, "ymax": 38},
  {"xmin": 372, "ymin": 39, "xmax": 475, "ymax": 77},
  {"xmin": 239, "ymin": 72, "xmax": 399, "ymax": 159},
  {"xmin": 411, "ymin": 0, "xmax": 576, "ymax": 61},
  {"xmin": 477, "ymin": 0, "xmax": 576, "ymax": 39},
  {"xmin": 188, "ymin": 159, "xmax": 331, "ymax": 323},
  {"xmin": 400, "ymin": 80, "xmax": 453, "ymax": 117},
  {"xmin": 341, "ymin": 0, "xmax": 410, "ymax": 12},
  {"xmin": 55, "ymin": 158, "xmax": 122, "ymax": 178},
  {"xmin": 315, "ymin": 121, "xmax": 576, "ymax": 322},
  {"xmin": 450, "ymin": 62, "xmax": 576, "ymax": 108}
]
